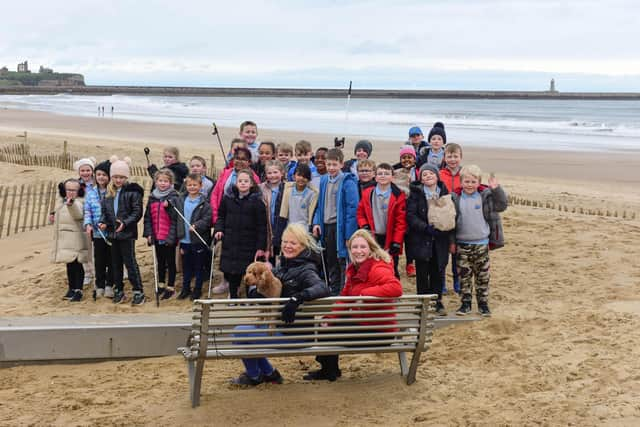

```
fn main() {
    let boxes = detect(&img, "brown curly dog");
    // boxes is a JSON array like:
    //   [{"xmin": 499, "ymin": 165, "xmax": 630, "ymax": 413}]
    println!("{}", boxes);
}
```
[{"xmin": 238, "ymin": 262, "xmax": 283, "ymax": 299}]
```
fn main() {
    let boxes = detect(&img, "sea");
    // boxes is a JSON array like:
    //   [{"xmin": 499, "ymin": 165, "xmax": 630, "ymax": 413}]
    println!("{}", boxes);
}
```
[{"xmin": 2, "ymin": 93, "xmax": 640, "ymax": 153}]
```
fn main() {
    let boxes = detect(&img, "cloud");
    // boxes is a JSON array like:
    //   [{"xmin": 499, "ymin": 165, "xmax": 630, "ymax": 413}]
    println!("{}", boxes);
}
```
[{"xmin": 1, "ymin": 0, "xmax": 640, "ymax": 88}]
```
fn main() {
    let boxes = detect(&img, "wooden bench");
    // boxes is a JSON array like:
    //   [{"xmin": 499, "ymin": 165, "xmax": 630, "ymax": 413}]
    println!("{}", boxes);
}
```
[{"xmin": 178, "ymin": 294, "xmax": 437, "ymax": 407}]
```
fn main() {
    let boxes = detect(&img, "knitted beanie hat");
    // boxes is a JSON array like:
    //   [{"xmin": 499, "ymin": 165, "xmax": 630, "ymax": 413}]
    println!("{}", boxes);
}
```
[
  {"xmin": 419, "ymin": 163, "xmax": 440, "ymax": 180},
  {"xmin": 109, "ymin": 155, "xmax": 131, "ymax": 178},
  {"xmin": 354, "ymin": 140, "xmax": 373, "ymax": 157},
  {"xmin": 94, "ymin": 159, "xmax": 111, "ymax": 178},
  {"xmin": 73, "ymin": 157, "xmax": 96, "ymax": 173},
  {"xmin": 399, "ymin": 145, "xmax": 416, "ymax": 159},
  {"xmin": 428, "ymin": 122, "xmax": 446, "ymax": 144}
]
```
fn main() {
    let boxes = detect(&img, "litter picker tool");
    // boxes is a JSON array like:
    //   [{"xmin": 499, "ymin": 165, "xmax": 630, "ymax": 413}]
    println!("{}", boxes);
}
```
[
  {"xmin": 150, "ymin": 241, "xmax": 160, "ymax": 307},
  {"xmin": 212, "ymin": 123, "xmax": 229, "ymax": 168},
  {"xmin": 143, "ymin": 147, "xmax": 151, "ymax": 166},
  {"xmin": 333, "ymin": 80, "xmax": 352, "ymax": 149},
  {"xmin": 207, "ymin": 238, "xmax": 217, "ymax": 298},
  {"xmin": 168, "ymin": 204, "xmax": 212, "ymax": 251}
]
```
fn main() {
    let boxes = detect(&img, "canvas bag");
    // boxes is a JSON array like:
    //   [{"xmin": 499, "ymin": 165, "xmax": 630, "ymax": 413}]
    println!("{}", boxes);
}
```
[{"xmin": 427, "ymin": 194, "xmax": 456, "ymax": 231}]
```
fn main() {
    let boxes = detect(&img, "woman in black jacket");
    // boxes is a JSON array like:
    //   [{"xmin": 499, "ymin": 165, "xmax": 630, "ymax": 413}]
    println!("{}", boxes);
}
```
[
  {"xmin": 98, "ymin": 157, "xmax": 145, "ymax": 305},
  {"xmin": 214, "ymin": 169, "xmax": 268, "ymax": 299},
  {"xmin": 405, "ymin": 163, "xmax": 451, "ymax": 315},
  {"xmin": 231, "ymin": 222, "xmax": 330, "ymax": 386}
]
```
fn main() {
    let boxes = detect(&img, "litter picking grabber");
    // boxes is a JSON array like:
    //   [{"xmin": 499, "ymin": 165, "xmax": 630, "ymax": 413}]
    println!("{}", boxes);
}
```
[
  {"xmin": 143, "ymin": 147, "xmax": 151, "ymax": 166},
  {"xmin": 212, "ymin": 123, "xmax": 229, "ymax": 168},
  {"xmin": 150, "ymin": 242, "xmax": 160, "ymax": 307},
  {"xmin": 333, "ymin": 80, "xmax": 352, "ymax": 149},
  {"xmin": 207, "ymin": 238, "xmax": 217, "ymax": 298},
  {"xmin": 168, "ymin": 204, "xmax": 212, "ymax": 251}
]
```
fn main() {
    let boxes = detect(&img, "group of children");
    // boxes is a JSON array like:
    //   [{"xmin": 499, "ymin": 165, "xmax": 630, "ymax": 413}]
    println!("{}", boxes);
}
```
[{"xmin": 50, "ymin": 120, "xmax": 507, "ymax": 316}]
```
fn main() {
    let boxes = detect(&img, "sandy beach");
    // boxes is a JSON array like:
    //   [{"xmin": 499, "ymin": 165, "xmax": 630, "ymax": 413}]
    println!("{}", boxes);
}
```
[{"xmin": 1, "ymin": 108, "xmax": 639, "ymax": 426}]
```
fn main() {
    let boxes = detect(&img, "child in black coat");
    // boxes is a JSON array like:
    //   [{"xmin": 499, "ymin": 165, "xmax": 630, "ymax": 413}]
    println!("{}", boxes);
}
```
[{"xmin": 214, "ymin": 169, "xmax": 268, "ymax": 299}]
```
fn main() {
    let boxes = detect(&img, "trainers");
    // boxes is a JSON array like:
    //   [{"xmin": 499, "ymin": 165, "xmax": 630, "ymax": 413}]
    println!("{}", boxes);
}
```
[
  {"xmin": 132, "ymin": 292, "xmax": 145, "ymax": 306},
  {"xmin": 113, "ymin": 290, "xmax": 126, "ymax": 304},
  {"xmin": 456, "ymin": 301, "xmax": 472, "ymax": 316},
  {"xmin": 263, "ymin": 369, "xmax": 284, "ymax": 384},
  {"xmin": 69, "ymin": 290, "xmax": 83, "ymax": 302},
  {"xmin": 435, "ymin": 301, "xmax": 447, "ymax": 316},
  {"xmin": 96, "ymin": 288, "xmax": 105, "ymax": 298},
  {"xmin": 230, "ymin": 373, "xmax": 263, "ymax": 386},
  {"xmin": 478, "ymin": 302, "xmax": 492, "ymax": 317},
  {"xmin": 63, "ymin": 289, "xmax": 75, "ymax": 300},
  {"xmin": 405, "ymin": 263, "xmax": 416, "ymax": 277},
  {"xmin": 177, "ymin": 287, "xmax": 191, "ymax": 300},
  {"xmin": 190, "ymin": 289, "xmax": 202, "ymax": 301},
  {"xmin": 104, "ymin": 286, "xmax": 114, "ymax": 298},
  {"xmin": 161, "ymin": 287, "xmax": 175, "ymax": 300},
  {"xmin": 211, "ymin": 280, "xmax": 229, "ymax": 294}
]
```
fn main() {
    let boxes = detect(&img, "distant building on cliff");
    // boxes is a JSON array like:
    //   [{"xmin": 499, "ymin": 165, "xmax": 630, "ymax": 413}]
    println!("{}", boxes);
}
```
[
  {"xmin": 17, "ymin": 61, "xmax": 30, "ymax": 73},
  {"xmin": 39, "ymin": 66, "xmax": 53, "ymax": 74},
  {"xmin": 0, "ymin": 66, "xmax": 8, "ymax": 75}
]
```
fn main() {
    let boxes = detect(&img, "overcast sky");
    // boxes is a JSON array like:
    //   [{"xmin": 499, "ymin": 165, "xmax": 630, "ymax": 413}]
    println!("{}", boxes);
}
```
[{"xmin": 2, "ymin": 0, "xmax": 639, "ymax": 90}]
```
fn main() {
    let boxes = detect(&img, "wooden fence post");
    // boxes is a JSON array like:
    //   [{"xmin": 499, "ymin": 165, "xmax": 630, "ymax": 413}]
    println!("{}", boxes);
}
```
[
  {"xmin": 7, "ymin": 185, "xmax": 18, "ymax": 237},
  {"xmin": 0, "ymin": 187, "xmax": 7, "ymax": 238}
]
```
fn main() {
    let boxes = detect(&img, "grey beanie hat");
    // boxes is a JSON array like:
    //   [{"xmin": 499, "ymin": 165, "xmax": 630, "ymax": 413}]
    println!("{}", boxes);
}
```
[
  {"xmin": 354, "ymin": 140, "xmax": 373, "ymax": 157},
  {"xmin": 419, "ymin": 163, "xmax": 440, "ymax": 180}
]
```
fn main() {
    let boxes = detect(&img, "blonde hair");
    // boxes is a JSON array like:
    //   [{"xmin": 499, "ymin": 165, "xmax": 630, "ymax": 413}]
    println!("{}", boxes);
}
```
[
  {"xmin": 154, "ymin": 168, "xmax": 175, "ymax": 184},
  {"xmin": 106, "ymin": 179, "xmax": 126, "ymax": 198},
  {"xmin": 348, "ymin": 229, "xmax": 391, "ymax": 264},
  {"xmin": 282, "ymin": 223, "xmax": 321, "ymax": 254},
  {"xmin": 357, "ymin": 159, "xmax": 376, "ymax": 171},
  {"xmin": 460, "ymin": 164, "xmax": 482, "ymax": 182},
  {"xmin": 265, "ymin": 159, "xmax": 284, "ymax": 174},
  {"xmin": 164, "ymin": 146, "xmax": 180, "ymax": 162},
  {"xmin": 277, "ymin": 142, "xmax": 293, "ymax": 155}
]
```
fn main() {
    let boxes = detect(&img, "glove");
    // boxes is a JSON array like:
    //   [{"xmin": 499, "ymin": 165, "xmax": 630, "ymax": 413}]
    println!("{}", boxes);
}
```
[
  {"xmin": 389, "ymin": 242, "xmax": 401, "ymax": 255},
  {"xmin": 281, "ymin": 295, "xmax": 304, "ymax": 324}
]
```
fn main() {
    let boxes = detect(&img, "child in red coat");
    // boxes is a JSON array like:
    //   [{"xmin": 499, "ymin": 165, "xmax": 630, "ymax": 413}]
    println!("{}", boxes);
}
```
[{"xmin": 356, "ymin": 163, "xmax": 407, "ymax": 278}]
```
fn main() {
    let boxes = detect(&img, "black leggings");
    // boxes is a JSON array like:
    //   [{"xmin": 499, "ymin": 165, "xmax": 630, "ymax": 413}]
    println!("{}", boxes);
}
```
[
  {"xmin": 415, "ymin": 254, "xmax": 443, "ymax": 301},
  {"xmin": 154, "ymin": 243, "xmax": 176, "ymax": 287},
  {"xmin": 66, "ymin": 259, "xmax": 85, "ymax": 291},
  {"xmin": 225, "ymin": 272, "xmax": 244, "ymax": 299},
  {"xmin": 93, "ymin": 238, "xmax": 113, "ymax": 289},
  {"xmin": 111, "ymin": 240, "xmax": 143, "ymax": 292}
]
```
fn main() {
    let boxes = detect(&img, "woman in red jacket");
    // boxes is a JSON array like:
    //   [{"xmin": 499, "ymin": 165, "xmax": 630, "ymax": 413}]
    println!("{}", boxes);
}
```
[{"xmin": 303, "ymin": 229, "xmax": 403, "ymax": 381}]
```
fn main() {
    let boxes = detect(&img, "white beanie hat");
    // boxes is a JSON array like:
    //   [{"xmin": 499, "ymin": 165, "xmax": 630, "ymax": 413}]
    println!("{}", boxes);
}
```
[
  {"xmin": 109, "ymin": 155, "xmax": 131, "ymax": 178},
  {"xmin": 73, "ymin": 157, "xmax": 96, "ymax": 173}
]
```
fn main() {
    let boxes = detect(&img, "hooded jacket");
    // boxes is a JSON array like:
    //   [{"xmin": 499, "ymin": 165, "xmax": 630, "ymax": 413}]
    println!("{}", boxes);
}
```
[
  {"xmin": 272, "ymin": 249, "xmax": 330, "ymax": 302},
  {"xmin": 142, "ymin": 189, "xmax": 181, "ymax": 245},
  {"xmin": 175, "ymin": 193, "xmax": 212, "ymax": 246},
  {"xmin": 312, "ymin": 172, "xmax": 359, "ymax": 259},
  {"xmin": 147, "ymin": 162, "xmax": 189, "ymax": 191},
  {"xmin": 356, "ymin": 183, "xmax": 407, "ymax": 253},
  {"xmin": 452, "ymin": 185, "xmax": 508, "ymax": 250},
  {"xmin": 210, "ymin": 167, "xmax": 261, "ymax": 224},
  {"xmin": 215, "ymin": 186, "xmax": 268, "ymax": 275},
  {"xmin": 326, "ymin": 257, "xmax": 403, "ymax": 329},
  {"xmin": 99, "ymin": 182, "xmax": 144, "ymax": 240},
  {"xmin": 405, "ymin": 180, "xmax": 451, "ymax": 269},
  {"xmin": 51, "ymin": 193, "xmax": 89, "ymax": 264}
]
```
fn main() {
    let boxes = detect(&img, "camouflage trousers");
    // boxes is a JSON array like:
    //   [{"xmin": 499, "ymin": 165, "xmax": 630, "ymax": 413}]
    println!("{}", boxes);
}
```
[{"xmin": 456, "ymin": 243, "xmax": 490, "ymax": 303}]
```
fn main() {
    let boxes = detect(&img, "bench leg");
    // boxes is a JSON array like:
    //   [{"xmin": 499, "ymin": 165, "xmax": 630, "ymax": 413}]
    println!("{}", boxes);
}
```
[
  {"xmin": 406, "ymin": 349, "xmax": 423, "ymax": 385},
  {"xmin": 398, "ymin": 352, "xmax": 408, "ymax": 377},
  {"xmin": 190, "ymin": 359, "xmax": 206, "ymax": 408}
]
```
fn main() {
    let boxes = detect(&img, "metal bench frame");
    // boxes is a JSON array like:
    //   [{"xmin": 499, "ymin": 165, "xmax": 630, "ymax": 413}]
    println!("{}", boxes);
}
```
[{"xmin": 179, "ymin": 294, "xmax": 437, "ymax": 407}]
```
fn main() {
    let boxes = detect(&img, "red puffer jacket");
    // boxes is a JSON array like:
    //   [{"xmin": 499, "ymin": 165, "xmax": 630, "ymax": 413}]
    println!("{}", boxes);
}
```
[{"xmin": 328, "ymin": 257, "xmax": 403, "ymax": 329}]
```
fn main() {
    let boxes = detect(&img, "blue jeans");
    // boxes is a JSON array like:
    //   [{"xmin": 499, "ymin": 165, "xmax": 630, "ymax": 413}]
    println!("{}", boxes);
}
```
[
  {"xmin": 234, "ymin": 325, "xmax": 285, "ymax": 378},
  {"xmin": 181, "ymin": 243, "xmax": 207, "ymax": 292}
]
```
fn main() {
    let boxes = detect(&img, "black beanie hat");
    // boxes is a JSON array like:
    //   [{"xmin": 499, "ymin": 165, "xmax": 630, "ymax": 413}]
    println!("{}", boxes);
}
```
[
  {"xmin": 94, "ymin": 159, "xmax": 111, "ymax": 178},
  {"xmin": 428, "ymin": 122, "xmax": 446, "ymax": 144},
  {"xmin": 294, "ymin": 163, "xmax": 312, "ymax": 181},
  {"xmin": 354, "ymin": 140, "xmax": 373, "ymax": 157},
  {"xmin": 419, "ymin": 163, "xmax": 441, "ymax": 180}
]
